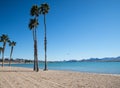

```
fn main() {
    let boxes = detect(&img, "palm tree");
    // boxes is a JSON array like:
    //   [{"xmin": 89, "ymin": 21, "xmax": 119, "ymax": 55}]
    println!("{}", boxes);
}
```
[
  {"xmin": 0, "ymin": 34, "xmax": 9, "ymax": 67},
  {"xmin": 39, "ymin": 3, "xmax": 50, "ymax": 71},
  {"xmin": 9, "ymin": 41, "xmax": 16, "ymax": 66},
  {"xmin": 30, "ymin": 5, "xmax": 40, "ymax": 72},
  {"xmin": 29, "ymin": 18, "xmax": 39, "ymax": 72}
]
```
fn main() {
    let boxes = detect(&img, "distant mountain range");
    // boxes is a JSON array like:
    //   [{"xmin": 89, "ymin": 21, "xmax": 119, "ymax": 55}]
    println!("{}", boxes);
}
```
[
  {"xmin": 71, "ymin": 56, "xmax": 120, "ymax": 62},
  {"xmin": 1, "ymin": 56, "xmax": 120, "ymax": 63}
]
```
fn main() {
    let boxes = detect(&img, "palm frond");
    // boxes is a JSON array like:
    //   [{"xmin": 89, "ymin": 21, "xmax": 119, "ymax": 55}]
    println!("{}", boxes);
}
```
[
  {"xmin": 28, "ymin": 18, "xmax": 39, "ymax": 30},
  {"xmin": 30, "ymin": 5, "xmax": 39, "ymax": 17},
  {"xmin": 39, "ymin": 3, "xmax": 50, "ymax": 14},
  {"xmin": 9, "ymin": 41, "xmax": 16, "ymax": 46},
  {"xmin": 0, "ymin": 34, "xmax": 9, "ymax": 43}
]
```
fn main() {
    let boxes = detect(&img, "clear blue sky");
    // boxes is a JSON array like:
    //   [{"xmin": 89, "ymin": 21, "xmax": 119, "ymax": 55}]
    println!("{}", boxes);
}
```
[{"xmin": 0, "ymin": 0, "xmax": 120, "ymax": 61}]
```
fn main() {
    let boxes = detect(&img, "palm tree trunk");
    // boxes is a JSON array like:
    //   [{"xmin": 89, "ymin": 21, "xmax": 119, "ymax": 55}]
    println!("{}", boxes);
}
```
[
  {"xmin": 33, "ymin": 30, "xmax": 36, "ymax": 71},
  {"xmin": 2, "ymin": 50, "xmax": 4, "ymax": 67},
  {"xmin": 33, "ymin": 29, "xmax": 35, "ymax": 41},
  {"xmin": 34, "ymin": 40, "xmax": 37, "ymax": 71},
  {"xmin": 0, "ymin": 49, "xmax": 2, "ymax": 60},
  {"xmin": 0, "ymin": 50, "xmax": 1, "ymax": 56},
  {"xmin": 44, "ymin": 14, "xmax": 47, "ymax": 71},
  {"xmin": 2, "ymin": 42, "xmax": 6, "ymax": 67},
  {"xmin": 35, "ymin": 39, "xmax": 39, "ymax": 72},
  {"xmin": 9, "ymin": 46, "xmax": 13, "ymax": 66},
  {"xmin": 34, "ymin": 28, "xmax": 39, "ymax": 72}
]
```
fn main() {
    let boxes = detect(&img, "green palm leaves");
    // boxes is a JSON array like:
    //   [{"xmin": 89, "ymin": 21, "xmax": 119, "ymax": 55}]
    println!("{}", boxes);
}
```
[
  {"xmin": 29, "ymin": 18, "xmax": 39, "ymax": 30},
  {"xmin": 0, "ymin": 34, "xmax": 9, "ymax": 43},
  {"xmin": 40, "ymin": 3, "xmax": 50, "ymax": 14},
  {"xmin": 30, "ymin": 5, "xmax": 39, "ymax": 17},
  {"xmin": 9, "ymin": 41, "xmax": 16, "ymax": 47}
]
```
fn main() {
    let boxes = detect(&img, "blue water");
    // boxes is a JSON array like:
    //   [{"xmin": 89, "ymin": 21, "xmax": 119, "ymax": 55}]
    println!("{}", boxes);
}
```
[{"xmin": 1, "ymin": 62, "xmax": 120, "ymax": 74}]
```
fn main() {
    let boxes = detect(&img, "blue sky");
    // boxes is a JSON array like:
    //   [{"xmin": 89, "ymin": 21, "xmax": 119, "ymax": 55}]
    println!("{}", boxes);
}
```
[{"xmin": 0, "ymin": 0, "xmax": 120, "ymax": 61}]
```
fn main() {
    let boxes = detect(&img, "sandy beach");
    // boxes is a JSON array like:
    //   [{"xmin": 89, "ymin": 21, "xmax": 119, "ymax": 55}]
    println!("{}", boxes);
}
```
[{"xmin": 0, "ymin": 67, "xmax": 120, "ymax": 88}]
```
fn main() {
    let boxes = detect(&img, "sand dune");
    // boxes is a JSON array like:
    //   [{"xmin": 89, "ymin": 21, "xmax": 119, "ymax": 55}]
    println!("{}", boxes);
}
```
[{"xmin": 0, "ymin": 67, "xmax": 120, "ymax": 88}]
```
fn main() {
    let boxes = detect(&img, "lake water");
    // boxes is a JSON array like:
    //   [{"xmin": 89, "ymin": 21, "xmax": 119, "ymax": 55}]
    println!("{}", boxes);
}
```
[{"xmin": 2, "ymin": 62, "xmax": 120, "ymax": 74}]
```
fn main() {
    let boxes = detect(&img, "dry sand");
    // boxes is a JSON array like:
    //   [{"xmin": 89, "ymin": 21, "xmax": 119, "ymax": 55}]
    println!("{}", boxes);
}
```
[{"xmin": 0, "ymin": 67, "xmax": 120, "ymax": 88}]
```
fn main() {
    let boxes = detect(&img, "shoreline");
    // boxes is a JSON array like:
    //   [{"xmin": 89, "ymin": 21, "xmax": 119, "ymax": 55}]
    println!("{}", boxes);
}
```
[
  {"xmin": 0, "ymin": 66, "xmax": 120, "ymax": 88},
  {"xmin": 1, "ymin": 64, "xmax": 120, "ymax": 75},
  {"xmin": 1, "ymin": 66, "xmax": 120, "ymax": 75}
]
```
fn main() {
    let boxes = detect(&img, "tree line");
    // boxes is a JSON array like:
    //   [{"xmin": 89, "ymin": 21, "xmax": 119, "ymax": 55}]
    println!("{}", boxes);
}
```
[
  {"xmin": 0, "ymin": 34, "xmax": 16, "ymax": 67},
  {"xmin": 28, "ymin": 3, "xmax": 50, "ymax": 72}
]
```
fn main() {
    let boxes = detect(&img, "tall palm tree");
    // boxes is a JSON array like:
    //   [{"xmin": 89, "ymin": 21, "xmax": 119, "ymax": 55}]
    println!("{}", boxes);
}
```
[
  {"xmin": 29, "ymin": 18, "xmax": 39, "ymax": 72},
  {"xmin": 9, "ymin": 41, "xmax": 16, "ymax": 66},
  {"xmin": 40, "ymin": 3, "xmax": 50, "ymax": 71},
  {"xmin": 0, "ymin": 34, "xmax": 9, "ymax": 67},
  {"xmin": 30, "ymin": 5, "xmax": 40, "ymax": 72}
]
